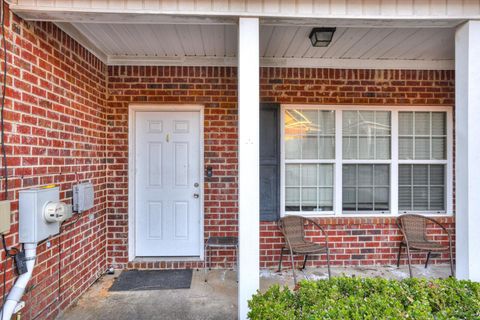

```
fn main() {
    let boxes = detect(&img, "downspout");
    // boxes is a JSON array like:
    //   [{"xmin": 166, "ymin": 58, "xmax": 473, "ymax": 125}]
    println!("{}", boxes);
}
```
[{"xmin": 0, "ymin": 243, "xmax": 37, "ymax": 320}]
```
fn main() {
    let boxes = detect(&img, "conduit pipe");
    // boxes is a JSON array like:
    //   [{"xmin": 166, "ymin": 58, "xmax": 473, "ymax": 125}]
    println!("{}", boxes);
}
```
[{"xmin": 0, "ymin": 243, "xmax": 37, "ymax": 320}]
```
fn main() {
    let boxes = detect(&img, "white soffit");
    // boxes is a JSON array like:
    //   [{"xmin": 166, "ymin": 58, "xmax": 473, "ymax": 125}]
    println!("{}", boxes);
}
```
[{"xmin": 56, "ymin": 22, "xmax": 455, "ymax": 70}]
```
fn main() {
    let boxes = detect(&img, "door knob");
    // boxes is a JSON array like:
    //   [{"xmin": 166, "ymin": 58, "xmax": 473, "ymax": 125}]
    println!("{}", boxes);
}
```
[{"xmin": 193, "ymin": 193, "xmax": 199, "ymax": 199}]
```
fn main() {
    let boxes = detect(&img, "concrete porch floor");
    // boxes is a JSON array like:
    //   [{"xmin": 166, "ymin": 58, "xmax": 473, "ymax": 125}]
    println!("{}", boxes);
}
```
[{"xmin": 58, "ymin": 265, "xmax": 452, "ymax": 320}]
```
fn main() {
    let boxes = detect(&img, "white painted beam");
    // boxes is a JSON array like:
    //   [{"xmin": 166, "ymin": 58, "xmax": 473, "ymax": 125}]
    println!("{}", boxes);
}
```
[
  {"xmin": 238, "ymin": 17, "xmax": 260, "ymax": 320},
  {"xmin": 455, "ymin": 20, "xmax": 480, "ymax": 281},
  {"xmin": 9, "ymin": 0, "xmax": 480, "ymax": 22},
  {"xmin": 106, "ymin": 55, "xmax": 454, "ymax": 70}
]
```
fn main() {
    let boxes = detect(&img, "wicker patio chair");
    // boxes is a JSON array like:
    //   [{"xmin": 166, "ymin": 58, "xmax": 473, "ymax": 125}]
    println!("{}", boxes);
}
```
[
  {"xmin": 396, "ymin": 214, "xmax": 454, "ymax": 278},
  {"xmin": 277, "ymin": 215, "xmax": 331, "ymax": 284}
]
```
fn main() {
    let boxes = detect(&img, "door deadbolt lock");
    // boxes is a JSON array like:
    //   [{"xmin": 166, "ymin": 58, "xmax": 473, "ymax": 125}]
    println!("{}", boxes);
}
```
[
  {"xmin": 194, "ymin": 182, "xmax": 199, "ymax": 188},
  {"xmin": 193, "ymin": 193, "xmax": 199, "ymax": 199}
]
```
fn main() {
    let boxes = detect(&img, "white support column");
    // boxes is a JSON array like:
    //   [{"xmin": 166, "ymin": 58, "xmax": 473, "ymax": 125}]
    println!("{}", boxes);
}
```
[
  {"xmin": 238, "ymin": 17, "xmax": 260, "ymax": 320},
  {"xmin": 455, "ymin": 20, "xmax": 480, "ymax": 281}
]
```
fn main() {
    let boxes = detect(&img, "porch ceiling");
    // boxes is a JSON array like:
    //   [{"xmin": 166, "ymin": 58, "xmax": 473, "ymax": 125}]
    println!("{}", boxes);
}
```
[{"xmin": 58, "ymin": 22, "xmax": 455, "ymax": 69}]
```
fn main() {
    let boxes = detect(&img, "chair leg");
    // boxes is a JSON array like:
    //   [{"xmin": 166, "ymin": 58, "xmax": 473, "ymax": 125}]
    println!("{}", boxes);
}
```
[
  {"xmin": 288, "ymin": 250, "xmax": 297, "ymax": 285},
  {"xmin": 397, "ymin": 242, "xmax": 403, "ymax": 268},
  {"xmin": 277, "ymin": 247, "xmax": 285, "ymax": 273},
  {"xmin": 301, "ymin": 255, "xmax": 308, "ymax": 270},
  {"xmin": 405, "ymin": 245, "xmax": 414, "ymax": 278},
  {"xmin": 326, "ymin": 248, "xmax": 331, "ymax": 279},
  {"xmin": 235, "ymin": 245, "xmax": 239, "ymax": 283},
  {"xmin": 449, "ymin": 246, "xmax": 455, "ymax": 277},
  {"xmin": 425, "ymin": 251, "xmax": 431, "ymax": 269},
  {"xmin": 204, "ymin": 244, "xmax": 209, "ymax": 282}
]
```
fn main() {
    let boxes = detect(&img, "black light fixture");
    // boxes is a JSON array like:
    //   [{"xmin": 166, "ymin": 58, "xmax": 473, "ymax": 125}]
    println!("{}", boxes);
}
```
[{"xmin": 309, "ymin": 27, "xmax": 336, "ymax": 47}]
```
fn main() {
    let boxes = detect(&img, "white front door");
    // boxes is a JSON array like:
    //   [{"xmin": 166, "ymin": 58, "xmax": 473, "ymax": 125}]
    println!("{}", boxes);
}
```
[{"xmin": 135, "ymin": 111, "xmax": 201, "ymax": 257}]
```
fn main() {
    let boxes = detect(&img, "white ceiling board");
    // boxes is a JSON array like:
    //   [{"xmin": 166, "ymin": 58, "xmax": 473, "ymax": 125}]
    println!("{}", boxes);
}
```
[
  {"xmin": 342, "ymin": 28, "xmax": 395, "ymax": 59},
  {"xmin": 60, "ymin": 22, "xmax": 455, "ymax": 68}
]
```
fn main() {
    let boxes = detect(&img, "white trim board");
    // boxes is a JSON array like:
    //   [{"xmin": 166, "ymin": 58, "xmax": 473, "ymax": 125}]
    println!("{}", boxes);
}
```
[
  {"xmin": 109, "ymin": 56, "xmax": 455, "ymax": 70},
  {"xmin": 127, "ymin": 104, "xmax": 205, "ymax": 262}
]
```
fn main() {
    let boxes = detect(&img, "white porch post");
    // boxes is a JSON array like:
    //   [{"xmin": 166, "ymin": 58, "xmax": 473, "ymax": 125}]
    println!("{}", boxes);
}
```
[
  {"xmin": 237, "ymin": 17, "xmax": 260, "ymax": 320},
  {"xmin": 455, "ymin": 20, "xmax": 480, "ymax": 281}
]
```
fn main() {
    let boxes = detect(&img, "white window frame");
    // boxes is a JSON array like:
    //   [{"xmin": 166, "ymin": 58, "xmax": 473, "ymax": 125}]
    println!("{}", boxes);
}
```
[{"xmin": 280, "ymin": 104, "xmax": 453, "ymax": 218}]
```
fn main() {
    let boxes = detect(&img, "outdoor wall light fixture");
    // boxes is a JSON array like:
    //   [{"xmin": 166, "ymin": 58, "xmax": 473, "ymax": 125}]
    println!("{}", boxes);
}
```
[{"xmin": 309, "ymin": 27, "xmax": 336, "ymax": 47}]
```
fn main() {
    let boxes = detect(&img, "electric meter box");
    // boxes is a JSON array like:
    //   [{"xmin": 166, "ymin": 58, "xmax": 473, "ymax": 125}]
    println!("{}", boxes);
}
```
[
  {"xmin": 19, "ymin": 187, "xmax": 61, "ymax": 243},
  {"xmin": 73, "ymin": 182, "xmax": 94, "ymax": 213}
]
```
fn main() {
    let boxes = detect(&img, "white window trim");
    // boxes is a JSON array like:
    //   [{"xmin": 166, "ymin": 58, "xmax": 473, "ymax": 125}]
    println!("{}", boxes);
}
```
[{"xmin": 280, "ymin": 104, "xmax": 454, "ymax": 218}]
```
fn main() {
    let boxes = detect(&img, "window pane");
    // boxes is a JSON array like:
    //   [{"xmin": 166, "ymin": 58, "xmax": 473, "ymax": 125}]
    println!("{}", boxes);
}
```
[
  {"xmin": 342, "ymin": 110, "xmax": 391, "ymax": 160},
  {"xmin": 398, "ymin": 164, "xmax": 445, "ymax": 212},
  {"xmin": 430, "ymin": 187, "xmax": 445, "ymax": 210},
  {"xmin": 415, "ymin": 112, "xmax": 430, "ymax": 135},
  {"xmin": 432, "ymin": 137, "xmax": 446, "ymax": 160},
  {"xmin": 343, "ymin": 164, "xmax": 390, "ymax": 212},
  {"xmin": 285, "ymin": 164, "xmax": 300, "ymax": 186},
  {"xmin": 285, "ymin": 187, "xmax": 300, "ymax": 211},
  {"xmin": 318, "ymin": 164, "xmax": 334, "ymax": 186},
  {"xmin": 302, "ymin": 188, "xmax": 317, "ymax": 211},
  {"xmin": 319, "ymin": 188, "xmax": 334, "ymax": 209},
  {"xmin": 284, "ymin": 109, "xmax": 335, "ymax": 160},
  {"xmin": 320, "ymin": 111, "xmax": 335, "ymax": 135},
  {"xmin": 302, "ymin": 164, "xmax": 317, "ymax": 186},
  {"xmin": 375, "ymin": 112, "xmax": 392, "ymax": 135},
  {"xmin": 375, "ymin": 165, "xmax": 390, "ymax": 186},
  {"xmin": 398, "ymin": 165, "xmax": 412, "ymax": 185},
  {"xmin": 358, "ymin": 188, "xmax": 373, "ymax": 210},
  {"xmin": 342, "ymin": 187, "xmax": 356, "ymax": 211},
  {"xmin": 319, "ymin": 137, "xmax": 335, "ymax": 159},
  {"xmin": 358, "ymin": 165, "xmax": 373, "ymax": 186},
  {"xmin": 284, "ymin": 164, "xmax": 334, "ymax": 212},
  {"xmin": 359, "ymin": 137, "xmax": 375, "ymax": 159},
  {"xmin": 343, "ymin": 111, "xmax": 357, "ymax": 135},
  {"xmin": 399, "ymin": 112, "xmax": 413, "ymax": 135},
  {"xmin": 342, "ymin": 165, "xmax": 357, "ymax": 186},
  {"xmin": 399, "ymin": 111, "xmax": 447, "ymax": 160},
  {"xmin": 376, "ymin": 137, "xmax": 390, "ymax": 160},
  {"xmin": 343, "ymin": 137, "xmax": 357, "ymax": 159},
  {"xmin": 358, "ymin": 111, "xmax": 374, "ymax": 135},
  {"xmin": 399, "ymin": 137, "xmax": 413, "ymax": 160},
  {"xmin": 430, "ymin": 165, "xmax": 445, "ymax": 185},
  {"xmin": 413, "ymin": 165, "xmax": 428, "ymax": 185},
  {"xmin": 285, "ymin": 136, "xmax": 301, "ymax": 159},
  {"xmin": 413, "ymin": 186, "xmax": 429, "ymax": 210},
  {"xmin": 374, "ymin": 187, "xmax": 390, "ymax": 211},
  {"xmin": 414, "ymin": 137, "xmax": 430, "ymax": 160},
  {"xmin": 432, "ymin": 112, "xmax": 446, "ymax": 135},
  {"xmin": 302, "ymin": 136, "xmax": 318, "ymax": 159},
  {"xmin": 399, "ymin": 187, "xmax": 412, "ymax": 210}
]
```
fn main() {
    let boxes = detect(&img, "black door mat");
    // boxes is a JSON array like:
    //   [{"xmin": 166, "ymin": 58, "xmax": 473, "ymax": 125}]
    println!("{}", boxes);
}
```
[{"xmin": 109, "ymin": 269, "xmax": 193, "ymax": 291}]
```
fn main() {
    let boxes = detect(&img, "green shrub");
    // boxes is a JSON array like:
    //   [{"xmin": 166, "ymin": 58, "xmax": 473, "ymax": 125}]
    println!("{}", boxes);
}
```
[{"xmin": 248, "ymin": 277, "xmax": 480, "ymax": 320}]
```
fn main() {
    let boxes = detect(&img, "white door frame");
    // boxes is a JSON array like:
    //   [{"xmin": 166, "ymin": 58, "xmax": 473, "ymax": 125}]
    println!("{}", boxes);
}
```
[{"xmin": 128, "ymin": 104, "xmax": 205, "ymax": 261}]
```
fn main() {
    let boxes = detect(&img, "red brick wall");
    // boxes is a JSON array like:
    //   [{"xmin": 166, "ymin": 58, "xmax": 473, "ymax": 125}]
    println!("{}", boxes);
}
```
[
  {"xmin": 106, "ymin": 66, "xmax": 455, "ymax": 270},
  {"xmin": 1, "ymin": 6, "xmax": 108, "ymax": 320}
]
